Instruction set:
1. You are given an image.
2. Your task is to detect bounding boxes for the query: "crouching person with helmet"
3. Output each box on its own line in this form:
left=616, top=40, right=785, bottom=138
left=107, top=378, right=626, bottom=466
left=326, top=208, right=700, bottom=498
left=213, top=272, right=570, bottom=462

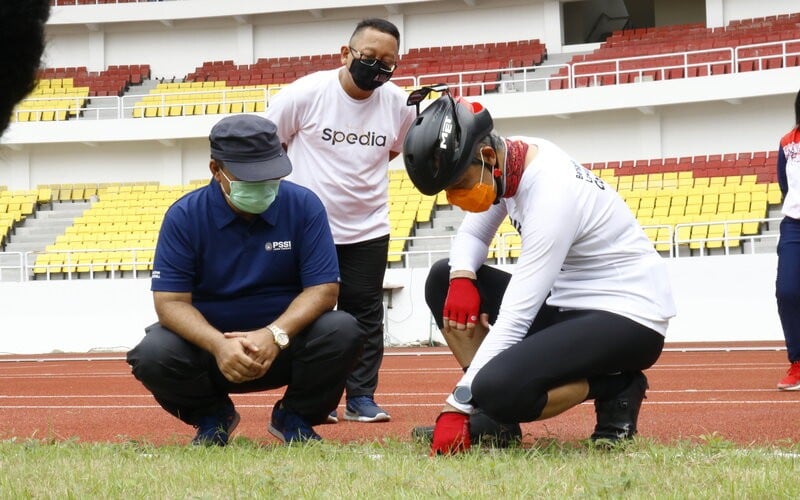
left=402, top=88, right=677, bottom=455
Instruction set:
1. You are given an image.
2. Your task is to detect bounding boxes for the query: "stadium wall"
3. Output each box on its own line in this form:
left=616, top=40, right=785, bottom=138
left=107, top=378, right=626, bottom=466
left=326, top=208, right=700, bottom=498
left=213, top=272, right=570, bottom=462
left=0, top=254, right=782, bottom=354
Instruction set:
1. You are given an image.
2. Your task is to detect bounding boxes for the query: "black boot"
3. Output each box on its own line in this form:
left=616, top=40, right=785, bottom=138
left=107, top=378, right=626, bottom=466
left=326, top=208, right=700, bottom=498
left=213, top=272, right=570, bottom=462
left=412, top=409, right=522, bottom=447
left=590, top=371, right=648, bottom=442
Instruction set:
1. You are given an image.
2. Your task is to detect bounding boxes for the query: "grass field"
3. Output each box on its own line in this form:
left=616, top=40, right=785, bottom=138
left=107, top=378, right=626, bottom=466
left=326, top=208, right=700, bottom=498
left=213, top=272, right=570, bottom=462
left=1, top=436, right=799, bottom=498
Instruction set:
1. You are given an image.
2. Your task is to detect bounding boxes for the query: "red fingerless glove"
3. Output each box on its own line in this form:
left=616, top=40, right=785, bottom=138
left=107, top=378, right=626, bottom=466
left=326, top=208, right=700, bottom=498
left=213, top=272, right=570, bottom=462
left=443, top=277, right=480, bottom=325
left=430, top=412, right=471, bottom=456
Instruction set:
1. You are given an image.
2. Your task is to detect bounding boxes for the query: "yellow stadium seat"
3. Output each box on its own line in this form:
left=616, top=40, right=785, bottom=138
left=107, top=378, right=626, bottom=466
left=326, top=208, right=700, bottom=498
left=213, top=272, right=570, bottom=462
left=724, top=175, right=741, bottom=186
left=653, top=206, right=669, bottom=219
left=667, top=205, right=684, bottom=218
left=767, top=183, right=783, bottom=205
left=632, top=174, right=648, bottom=190
left=693, top=177, right=710, bottom=188
left=662, top=172, right=679, bottom=189
left=32, top=253, right=54, bottom=276
left=740, top=175, right=757, bottom=185
left=639, top=197, right=655, bottom=209
left=733, top=200, right=749, bottom=213
left=616, top=176, right=633, bottom=191
left=654, top=227, right=672, bottom=252
left=689, top=224, right=708, bottom=250
left=647, top=173, right=663, bottom=189
left=717, top=201, right=733, bottom=214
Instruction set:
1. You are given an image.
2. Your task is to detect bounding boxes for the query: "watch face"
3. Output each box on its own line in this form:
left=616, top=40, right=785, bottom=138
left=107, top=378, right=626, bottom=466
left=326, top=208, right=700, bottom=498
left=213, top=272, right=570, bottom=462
left=270, top=326, right=289, bottom=349
left=453, top=385, right=472, bottom=404
left=275, top=332, right=289, bottom=347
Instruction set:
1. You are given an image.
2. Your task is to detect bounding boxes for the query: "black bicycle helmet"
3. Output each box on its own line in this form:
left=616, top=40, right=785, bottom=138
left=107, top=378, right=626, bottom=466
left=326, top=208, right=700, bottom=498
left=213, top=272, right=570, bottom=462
left=403, top=94, right=494, bottom=196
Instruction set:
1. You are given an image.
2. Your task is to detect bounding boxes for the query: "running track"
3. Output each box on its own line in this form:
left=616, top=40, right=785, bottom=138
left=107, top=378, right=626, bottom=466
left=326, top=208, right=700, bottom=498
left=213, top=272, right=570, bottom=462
left=0, top=343, right=797, bottom=446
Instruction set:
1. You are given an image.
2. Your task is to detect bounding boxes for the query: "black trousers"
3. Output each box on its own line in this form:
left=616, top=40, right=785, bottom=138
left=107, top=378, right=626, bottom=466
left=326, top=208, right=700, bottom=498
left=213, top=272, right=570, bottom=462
left=425, top=259, right=664, bottom=423
left=126, top=310, right=361, bottom=426
left=335, top=234, right=389, bottom=398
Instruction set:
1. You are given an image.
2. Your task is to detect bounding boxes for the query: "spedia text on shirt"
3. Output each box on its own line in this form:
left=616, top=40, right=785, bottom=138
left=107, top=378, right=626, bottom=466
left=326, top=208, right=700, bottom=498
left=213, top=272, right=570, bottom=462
left=321, top=128, right=387, bottom=147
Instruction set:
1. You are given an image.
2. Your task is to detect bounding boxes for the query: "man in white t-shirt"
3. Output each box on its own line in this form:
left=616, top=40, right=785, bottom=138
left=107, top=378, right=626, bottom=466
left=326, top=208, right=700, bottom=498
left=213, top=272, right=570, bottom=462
left=265, top=18, right=416, bottom=423
left=402, top=89, right=676, bottom=455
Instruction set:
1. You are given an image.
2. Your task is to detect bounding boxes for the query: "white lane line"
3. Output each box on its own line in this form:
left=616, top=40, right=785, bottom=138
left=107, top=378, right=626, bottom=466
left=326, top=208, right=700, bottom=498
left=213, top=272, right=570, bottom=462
left=0, top=388, right=791, bottom=399
left=0, top=345, right=787, bottom=364
left=0, top=400, right=799, bottom=410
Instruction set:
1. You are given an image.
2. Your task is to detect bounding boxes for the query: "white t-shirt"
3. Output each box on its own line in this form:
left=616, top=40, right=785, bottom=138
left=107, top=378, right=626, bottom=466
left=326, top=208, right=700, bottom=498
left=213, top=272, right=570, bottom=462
left=447, top=137, right=677, bottom=402
left=265, top=68, right=416, bottom=244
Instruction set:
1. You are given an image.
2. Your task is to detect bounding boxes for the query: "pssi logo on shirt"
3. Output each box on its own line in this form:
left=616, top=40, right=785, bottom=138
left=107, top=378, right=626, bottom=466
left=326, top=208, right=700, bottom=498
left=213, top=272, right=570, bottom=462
left=265, top=240, right=292, bottom=251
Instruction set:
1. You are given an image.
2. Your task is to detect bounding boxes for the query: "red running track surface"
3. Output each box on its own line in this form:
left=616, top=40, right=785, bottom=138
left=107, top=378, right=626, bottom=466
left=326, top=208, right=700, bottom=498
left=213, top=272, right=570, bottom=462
left=0, top=343, right=797, bottom=446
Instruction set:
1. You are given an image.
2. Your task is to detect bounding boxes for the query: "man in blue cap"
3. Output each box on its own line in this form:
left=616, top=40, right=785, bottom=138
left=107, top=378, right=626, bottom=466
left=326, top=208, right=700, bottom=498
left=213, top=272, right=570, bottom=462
left=127, top=114, right=362, bottom=445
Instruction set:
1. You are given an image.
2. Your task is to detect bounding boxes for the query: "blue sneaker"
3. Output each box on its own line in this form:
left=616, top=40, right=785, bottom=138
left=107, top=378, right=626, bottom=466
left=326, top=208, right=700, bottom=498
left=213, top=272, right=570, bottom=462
left=191, top=404, right=240, bottom=446
left=325, top=410, right=339, bottom=424
left=343, top=396, right=391, bottom=423
left=268, top=402, right=322, bottom=443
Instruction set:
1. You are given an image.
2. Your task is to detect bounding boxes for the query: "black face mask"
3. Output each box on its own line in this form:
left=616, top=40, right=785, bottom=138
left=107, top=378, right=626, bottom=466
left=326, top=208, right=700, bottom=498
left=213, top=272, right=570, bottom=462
left=349, top=59, right=394, bottom=91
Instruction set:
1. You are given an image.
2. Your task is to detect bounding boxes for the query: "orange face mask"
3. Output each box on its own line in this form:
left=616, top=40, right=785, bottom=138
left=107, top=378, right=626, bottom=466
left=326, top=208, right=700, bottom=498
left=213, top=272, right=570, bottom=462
left=446, top=160, right=496, bottom=212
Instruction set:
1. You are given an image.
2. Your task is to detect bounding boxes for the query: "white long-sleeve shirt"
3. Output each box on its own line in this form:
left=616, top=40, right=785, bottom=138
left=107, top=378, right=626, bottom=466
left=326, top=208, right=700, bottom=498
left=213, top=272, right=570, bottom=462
left=446, top=137, right=676, bottom=409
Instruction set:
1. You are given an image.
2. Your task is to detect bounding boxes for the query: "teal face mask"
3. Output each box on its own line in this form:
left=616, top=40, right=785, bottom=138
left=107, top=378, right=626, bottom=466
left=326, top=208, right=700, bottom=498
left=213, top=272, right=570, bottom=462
left=220, top=169, right=280, bottom=214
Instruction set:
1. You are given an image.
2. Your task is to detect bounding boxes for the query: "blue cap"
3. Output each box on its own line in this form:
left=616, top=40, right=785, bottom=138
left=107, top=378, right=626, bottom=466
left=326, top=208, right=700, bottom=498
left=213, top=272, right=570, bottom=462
left=209, top=114, right=292, bottom=181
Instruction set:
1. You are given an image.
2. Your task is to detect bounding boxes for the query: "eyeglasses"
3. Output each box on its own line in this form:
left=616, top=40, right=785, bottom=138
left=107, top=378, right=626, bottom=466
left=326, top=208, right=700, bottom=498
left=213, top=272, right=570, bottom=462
left=348, top=46, right=397, bottom=73
left=406, top=83, right=452, bottom=115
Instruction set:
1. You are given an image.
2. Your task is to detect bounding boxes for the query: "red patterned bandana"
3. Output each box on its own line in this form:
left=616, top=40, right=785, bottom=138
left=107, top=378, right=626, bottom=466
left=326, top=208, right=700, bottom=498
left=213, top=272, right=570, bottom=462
left=502, top=139, right=529, bottom=198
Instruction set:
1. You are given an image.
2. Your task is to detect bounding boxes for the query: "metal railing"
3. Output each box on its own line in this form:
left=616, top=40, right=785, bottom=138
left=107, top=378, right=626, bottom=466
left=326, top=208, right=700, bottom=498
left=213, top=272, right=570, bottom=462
left=571, top=47, right=736, bottom=87
left=3, top=217, right=778, bottom=282
left=0, top=247, right=154, bottom=282
left=15, top=36, right=800, bottom=123
left=671, top=217, right=782, bottom=257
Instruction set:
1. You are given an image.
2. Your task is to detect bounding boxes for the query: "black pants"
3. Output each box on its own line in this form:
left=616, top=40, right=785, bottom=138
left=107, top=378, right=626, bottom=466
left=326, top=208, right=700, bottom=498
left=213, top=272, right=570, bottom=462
left=126, top=310, right=361, bottom=426
left=336, top=234, right=389, bottom=398
left=425, top=259, right=664, bottom=423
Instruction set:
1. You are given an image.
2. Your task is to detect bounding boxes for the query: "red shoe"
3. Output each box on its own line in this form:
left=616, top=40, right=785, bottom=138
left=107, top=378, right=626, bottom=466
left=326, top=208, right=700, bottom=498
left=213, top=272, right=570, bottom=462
left=777, top=361, right=800, bottom=391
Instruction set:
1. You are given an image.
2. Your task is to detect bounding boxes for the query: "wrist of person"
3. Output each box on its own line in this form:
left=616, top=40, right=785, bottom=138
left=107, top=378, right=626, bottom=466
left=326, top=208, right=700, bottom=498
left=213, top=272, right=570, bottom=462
left=445, top=394, right=474, bottom=414
left=449, top=270, right=477, bottom=281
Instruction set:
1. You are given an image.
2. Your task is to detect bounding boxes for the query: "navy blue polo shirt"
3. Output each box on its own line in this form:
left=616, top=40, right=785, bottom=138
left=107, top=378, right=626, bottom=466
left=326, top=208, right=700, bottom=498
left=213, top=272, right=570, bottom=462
left=151, top=178, right=340, bottom=332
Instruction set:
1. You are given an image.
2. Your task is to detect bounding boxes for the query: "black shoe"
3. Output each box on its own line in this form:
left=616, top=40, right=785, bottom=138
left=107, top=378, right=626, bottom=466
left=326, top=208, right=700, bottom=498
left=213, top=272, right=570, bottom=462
left=590, top=371, right=648, bottom=442
left=412, top=409, right=522, bottom=447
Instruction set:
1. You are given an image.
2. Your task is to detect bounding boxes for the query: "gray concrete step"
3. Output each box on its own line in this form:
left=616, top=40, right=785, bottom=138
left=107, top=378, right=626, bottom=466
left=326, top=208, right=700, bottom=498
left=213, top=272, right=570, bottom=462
left=3, top=201, right=92, bottom=255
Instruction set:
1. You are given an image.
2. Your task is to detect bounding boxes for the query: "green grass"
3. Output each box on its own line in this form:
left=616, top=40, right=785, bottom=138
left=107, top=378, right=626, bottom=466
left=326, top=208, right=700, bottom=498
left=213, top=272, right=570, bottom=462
left=1, top=436, right=799, bottom=498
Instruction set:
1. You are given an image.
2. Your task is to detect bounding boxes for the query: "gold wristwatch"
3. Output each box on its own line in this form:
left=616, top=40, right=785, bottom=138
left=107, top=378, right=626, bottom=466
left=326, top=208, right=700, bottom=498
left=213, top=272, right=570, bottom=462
left=268, top=324, right=289, bottom=350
